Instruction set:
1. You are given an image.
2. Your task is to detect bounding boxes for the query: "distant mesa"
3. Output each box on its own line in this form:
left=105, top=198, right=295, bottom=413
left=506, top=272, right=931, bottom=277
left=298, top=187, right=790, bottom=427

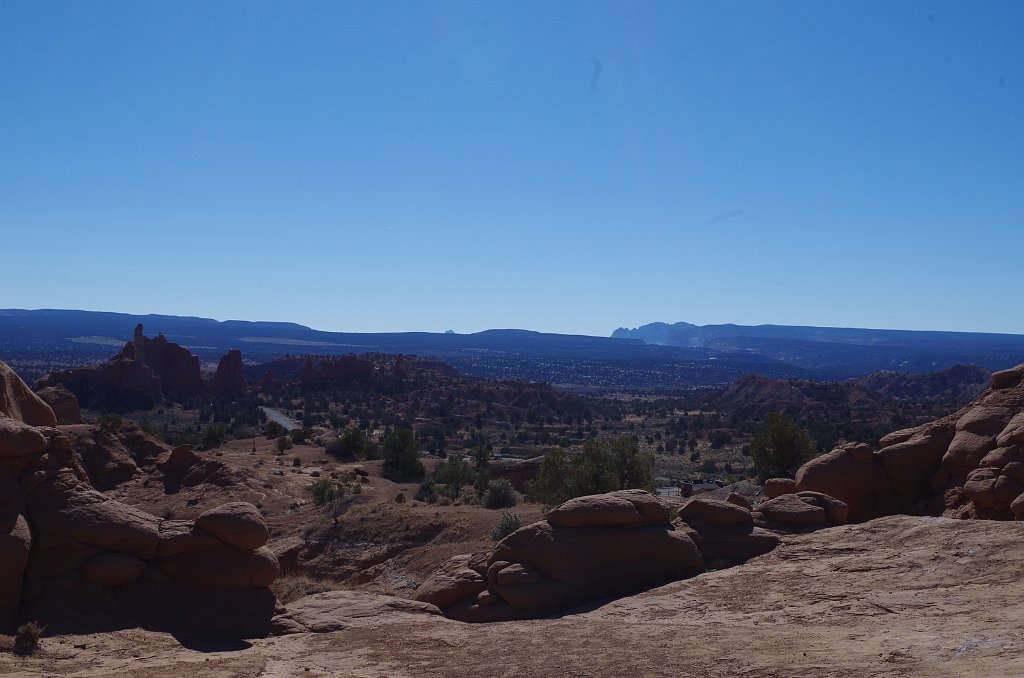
left=613, top=321, right=1024, bottom=377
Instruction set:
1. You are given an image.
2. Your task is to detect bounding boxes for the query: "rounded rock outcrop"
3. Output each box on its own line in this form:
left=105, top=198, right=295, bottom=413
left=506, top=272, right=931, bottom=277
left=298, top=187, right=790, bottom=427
left=195, top=502, right=269, bottom=550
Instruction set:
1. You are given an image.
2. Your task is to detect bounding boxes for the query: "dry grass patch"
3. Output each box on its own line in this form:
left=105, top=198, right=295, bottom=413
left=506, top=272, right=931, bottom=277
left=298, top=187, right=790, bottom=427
left=271, top=572, right=343, bottom=604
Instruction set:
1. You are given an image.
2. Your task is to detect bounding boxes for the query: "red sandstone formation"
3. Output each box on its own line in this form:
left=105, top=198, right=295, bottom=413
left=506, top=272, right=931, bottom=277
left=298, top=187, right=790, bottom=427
left=298, top=354, right=374, bottom=388
left=36, top=324, right=206, bottom=410
left=772, top=363, right=1024, bottom=522
left=1, top=361, right=277, bottom=637
left=211, top=349, right=247, bottom=397
left=35, top=385, right=84, bottom=424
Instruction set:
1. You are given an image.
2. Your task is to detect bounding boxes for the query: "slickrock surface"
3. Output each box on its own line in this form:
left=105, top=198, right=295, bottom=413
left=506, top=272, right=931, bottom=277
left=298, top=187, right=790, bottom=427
left=4, top=515, right=1024, bottom=677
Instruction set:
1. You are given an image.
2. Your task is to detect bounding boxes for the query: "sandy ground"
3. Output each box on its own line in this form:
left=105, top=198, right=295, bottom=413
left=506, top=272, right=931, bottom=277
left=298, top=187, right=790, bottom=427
left=4, top=514, right=1023, bottom=677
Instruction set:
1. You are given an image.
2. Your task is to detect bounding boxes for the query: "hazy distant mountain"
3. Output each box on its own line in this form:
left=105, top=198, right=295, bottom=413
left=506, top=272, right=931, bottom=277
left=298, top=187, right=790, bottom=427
left=0, top=309, right=811, bottom=389
left=612, top=321, right=1024, bottom=376
left=4, top=309, right=1020, bottom=389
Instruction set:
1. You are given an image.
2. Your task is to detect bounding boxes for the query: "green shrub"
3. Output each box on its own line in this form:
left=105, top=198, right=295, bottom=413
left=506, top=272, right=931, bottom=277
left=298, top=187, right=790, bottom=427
left=327, top=427, right=368, bottom=459
left=489, top=510, right=522, bottom=541
left=200, top=423, right=228, bottom=450
left=483, top=478, right=518, bottom=509
left=14, top=621, right=44, bottom=656
left=292, top=457, right=302, bottom=467
left=414, top=480, right=438, bottom=503
left=264, top=420, right=285, bottom=439
left=526, top=436, right=654, bottom=506
left=276, top=435, right=293, bottom=453
left=382, top=428, right=424, bottom=479
left=97, top=414, right=122, bottom=434
left=310, top=478, right=343, bottom=506
left=395, top=492, right=406, bottom=503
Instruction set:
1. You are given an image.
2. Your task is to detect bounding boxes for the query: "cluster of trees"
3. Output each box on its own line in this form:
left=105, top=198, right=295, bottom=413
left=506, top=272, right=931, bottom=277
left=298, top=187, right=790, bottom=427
left=525, top=435, right=654, bottom=505
left=749, top=412, right=816, bottom=479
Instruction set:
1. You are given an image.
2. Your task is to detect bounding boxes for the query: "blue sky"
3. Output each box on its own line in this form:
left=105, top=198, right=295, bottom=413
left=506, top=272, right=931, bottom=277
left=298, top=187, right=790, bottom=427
left=2, top=1, right=1022, bottom=336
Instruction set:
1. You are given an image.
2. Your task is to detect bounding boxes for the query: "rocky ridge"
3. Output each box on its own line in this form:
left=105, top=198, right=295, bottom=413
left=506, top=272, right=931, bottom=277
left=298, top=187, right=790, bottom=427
left=0, top=360, right=280, bottom=638
left=790, top=363, right=1024, bottom=521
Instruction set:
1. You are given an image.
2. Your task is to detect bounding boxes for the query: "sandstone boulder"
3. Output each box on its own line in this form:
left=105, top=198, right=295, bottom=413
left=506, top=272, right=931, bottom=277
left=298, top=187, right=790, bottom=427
left=754, top=492, right=849, bottom=528
left=725, top=492, right=753, bottom=510
left=425, top=493, right=704, bottom=623
left=0, top=361, right=57, bottom=427
left=763, top=477, right=796, bottom=499
left=991, top=364, right=1024, bottom=390
left=963, top=467, right=999, bottom=509
left=157, top=545, right=280, bottom=589
left=683, top=523, right=779, bottom=565
left=156, top=520, right=223, bottom=558
left=414, top=554, right=486, bottom=609
left=0, top=416, right=48, bottom=458
left=81, top=553, right=146, bottom=587
left=795, top=443, right=880, bottom=520
left=74, top=430, right=139, bottom=490
left=878, top=425, right=954, bottom=502
left=677, top=497, right=753, bottom=528
left=34, top=385, right=83, bottom=424
left=545, top=489, right=669, bottom=528
left=996, top=413, right=1024, bottom=448
left=26, top=471, right=162, bottom=562
left=195, top=502, right=269, bottom=550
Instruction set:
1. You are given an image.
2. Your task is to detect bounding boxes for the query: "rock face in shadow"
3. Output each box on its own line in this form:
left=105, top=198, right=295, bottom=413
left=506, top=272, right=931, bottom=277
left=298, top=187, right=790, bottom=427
left=791, top=363, right=1024, bottom=522
left=36, top=324, right=206, bottom=410
left=0, top=360, right=277, bottom=638
left=34, top=385, right=84, bottom=424
left=211, top=349, right=246, bottom=397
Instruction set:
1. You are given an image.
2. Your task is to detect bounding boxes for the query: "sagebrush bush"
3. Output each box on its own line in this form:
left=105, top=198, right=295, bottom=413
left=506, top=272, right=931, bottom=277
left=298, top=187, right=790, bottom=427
left=310, top=478, right=343, bottom=506
left=489, top=510, right=522, bottom=541
left=14, top=621, right=44, bottom=656
left=483, top=479, right=518, bottom=509
left=414, top=480, right=438, bottom=503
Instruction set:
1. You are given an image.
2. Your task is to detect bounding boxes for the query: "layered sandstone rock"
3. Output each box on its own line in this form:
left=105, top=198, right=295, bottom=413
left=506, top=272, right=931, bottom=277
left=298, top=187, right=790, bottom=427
left=794, top=364, right=1024, bottom=522
left=34, top=385, right=83, bottom=424
left=1, top=361, right=57, bottom=427
left=417, top=490, right=706, bottom=622
left=36, top=325, right=206, bottom=410
left=0, top=360, right=278, bottom=638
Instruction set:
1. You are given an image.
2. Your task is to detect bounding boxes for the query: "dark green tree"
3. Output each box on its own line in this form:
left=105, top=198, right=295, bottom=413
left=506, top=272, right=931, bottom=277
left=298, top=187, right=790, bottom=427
left=610, top=435, right=655, bottom=492
left=525, top=447, right=572, bottom=505
left=328, top=427, right=367, bottom=458
left=472, top=446, right=491, bottom=496
left=750, top=412, right=816, bottom=479
left=382, top=427, right=424, bottom=479
left=569, top=438, right=619, bottom=498
left=434, top=455, right=475, bottom=498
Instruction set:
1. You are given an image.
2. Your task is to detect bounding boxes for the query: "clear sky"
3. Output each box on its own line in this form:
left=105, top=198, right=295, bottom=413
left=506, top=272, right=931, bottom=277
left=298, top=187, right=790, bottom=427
left=2, top=1, right=1022, bottom=336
